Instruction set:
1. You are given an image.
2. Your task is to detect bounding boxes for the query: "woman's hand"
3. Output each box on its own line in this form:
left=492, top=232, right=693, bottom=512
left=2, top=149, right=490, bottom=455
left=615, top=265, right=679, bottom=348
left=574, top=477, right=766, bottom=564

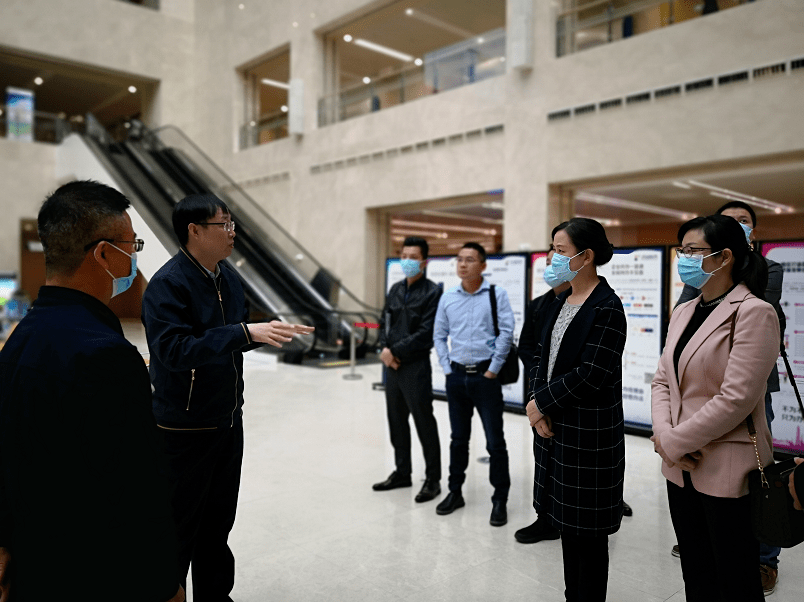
left=526, top=399, right=543, bottom=427
left=651, top=434, right=701, bottom=471
left=534, top=416, right=554, bottom=439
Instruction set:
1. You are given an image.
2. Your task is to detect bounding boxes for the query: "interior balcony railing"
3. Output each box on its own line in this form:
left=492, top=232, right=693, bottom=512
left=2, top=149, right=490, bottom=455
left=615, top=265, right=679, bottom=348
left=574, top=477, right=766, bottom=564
left=239, top=111, right=289, bottom=150
left=556, top=0, right=759, bottom=57
left=319, top=28, right=506, bottom=127
left=0, top=106, right=75, bottom=144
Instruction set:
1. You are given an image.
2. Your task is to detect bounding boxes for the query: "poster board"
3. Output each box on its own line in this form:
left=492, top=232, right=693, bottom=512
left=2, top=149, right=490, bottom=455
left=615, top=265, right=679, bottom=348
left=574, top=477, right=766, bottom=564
left=597, top=247, right=665, bottom=430
left=385, top=254, right=528, bottom=409
left=530, top=252, right=550, bottom=301
left=761, top=241, right=804, bottom=455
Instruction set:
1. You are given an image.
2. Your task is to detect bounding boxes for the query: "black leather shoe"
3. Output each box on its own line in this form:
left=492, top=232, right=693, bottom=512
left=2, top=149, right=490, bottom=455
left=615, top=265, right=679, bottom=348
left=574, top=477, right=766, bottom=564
left=436, top=492, right=465, bottom=515
left=415, top=479, right=441, bottom=503
left=622, top=501, right=633, bottom=517
left=514, top=517, right=560, bottom=543
left=372, top=471, right=412, bottom=491
left=490, top=500, right=507, bottom=527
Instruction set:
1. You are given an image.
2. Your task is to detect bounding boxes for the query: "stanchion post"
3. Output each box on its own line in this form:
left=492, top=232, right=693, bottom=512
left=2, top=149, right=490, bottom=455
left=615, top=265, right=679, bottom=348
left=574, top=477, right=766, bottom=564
left=343, top=322, right=362, bottom=380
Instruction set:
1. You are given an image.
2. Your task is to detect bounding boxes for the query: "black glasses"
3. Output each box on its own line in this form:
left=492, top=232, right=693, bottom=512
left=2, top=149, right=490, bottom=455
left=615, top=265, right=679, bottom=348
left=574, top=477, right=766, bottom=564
left=84, top=238, right=145, bottom=252
left=196, top=221, right=235, bottom=232
left=675, top=246, right=715, bottom=259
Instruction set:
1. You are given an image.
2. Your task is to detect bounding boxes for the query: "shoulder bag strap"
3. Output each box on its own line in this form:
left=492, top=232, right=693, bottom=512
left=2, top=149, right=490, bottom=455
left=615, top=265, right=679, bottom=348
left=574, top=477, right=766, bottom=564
left=489, top=284, right=500, bottom=337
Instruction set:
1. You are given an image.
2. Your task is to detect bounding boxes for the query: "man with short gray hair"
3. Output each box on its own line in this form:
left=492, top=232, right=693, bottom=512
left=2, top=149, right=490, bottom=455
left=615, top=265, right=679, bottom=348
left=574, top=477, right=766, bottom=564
left=0, top=180, right=184, bottom=602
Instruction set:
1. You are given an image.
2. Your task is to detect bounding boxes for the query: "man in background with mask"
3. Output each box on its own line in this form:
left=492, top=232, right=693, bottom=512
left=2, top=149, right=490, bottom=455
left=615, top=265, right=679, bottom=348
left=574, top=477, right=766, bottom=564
left=142, top=193, right=313, bottom=602
left=0, top=180, right=183, bottom=602
left=673, top=200, right=785, bottom=596
left=373, top=236, right=443, bottom=503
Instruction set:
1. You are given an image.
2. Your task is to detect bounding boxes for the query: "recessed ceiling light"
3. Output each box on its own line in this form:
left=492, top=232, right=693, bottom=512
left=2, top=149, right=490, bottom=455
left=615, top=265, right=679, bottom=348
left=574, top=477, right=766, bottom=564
left=128, top=85, right=137, bottom=93
left=477, top=37, right=485, bottom=44
left=363, top=76, right=371, bottom=84
left=343, top=34, right=353, bottom=42
left=405, top=8, right=413, bottom=15
left=34, top=77, right=43, bottom=85
left=249, top=121, right=256, bottom=127
left=414, top=58, right=423, bottom=66
left=292, top=21, right=298, bottom=27
left=238, top=3, right=244, bottom=9
left=281, top=105, right=288, bottom=113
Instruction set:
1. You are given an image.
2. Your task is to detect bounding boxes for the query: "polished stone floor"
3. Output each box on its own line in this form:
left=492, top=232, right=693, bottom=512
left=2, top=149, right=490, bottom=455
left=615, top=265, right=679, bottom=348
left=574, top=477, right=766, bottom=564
left=122, top=323, right=804, bottom=601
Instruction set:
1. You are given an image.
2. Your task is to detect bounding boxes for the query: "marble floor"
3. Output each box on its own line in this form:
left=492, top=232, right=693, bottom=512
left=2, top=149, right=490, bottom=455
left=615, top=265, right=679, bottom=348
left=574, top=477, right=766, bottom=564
left=122, top=323, right=804, bottom=602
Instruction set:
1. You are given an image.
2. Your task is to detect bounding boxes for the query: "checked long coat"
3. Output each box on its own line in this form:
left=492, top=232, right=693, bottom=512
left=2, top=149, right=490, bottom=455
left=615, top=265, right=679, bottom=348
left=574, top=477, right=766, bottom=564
left=529, top=276, right=627, bottom=536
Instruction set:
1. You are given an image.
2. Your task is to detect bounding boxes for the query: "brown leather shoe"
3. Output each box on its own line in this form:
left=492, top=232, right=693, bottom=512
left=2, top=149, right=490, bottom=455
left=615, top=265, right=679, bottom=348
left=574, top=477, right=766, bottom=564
left=760, top=564, right=777, bottom=596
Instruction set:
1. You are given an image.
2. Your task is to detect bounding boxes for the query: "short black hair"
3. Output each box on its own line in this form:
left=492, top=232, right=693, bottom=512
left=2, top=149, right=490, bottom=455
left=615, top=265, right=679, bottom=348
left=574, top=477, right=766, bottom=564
left=173, top=193, right=230, bottom=245
left=461, top=242, right=487, bottom=262
left=402, top=236, right=429, bottom=259
left=715, top=200, right=757, bottom=228
left=38, top=180, right=130, bottom=276
left=552, top=218, right=614, bottom=266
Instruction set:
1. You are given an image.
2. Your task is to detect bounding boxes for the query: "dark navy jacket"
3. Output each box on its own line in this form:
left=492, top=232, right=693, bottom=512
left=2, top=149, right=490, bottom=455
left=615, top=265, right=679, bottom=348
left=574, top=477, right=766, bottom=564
left=0, top=286, right=178, bottom=601
left=378, top=276, right=442, bottom=363
left=142, top=248, right=260, bottom=430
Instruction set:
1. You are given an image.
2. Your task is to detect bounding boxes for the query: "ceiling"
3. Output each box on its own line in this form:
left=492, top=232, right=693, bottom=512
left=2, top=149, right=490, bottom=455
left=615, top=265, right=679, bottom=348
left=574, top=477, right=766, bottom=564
left=329, top=0, right=506, bottom=87
left=0, top=47, right=153, bottom=127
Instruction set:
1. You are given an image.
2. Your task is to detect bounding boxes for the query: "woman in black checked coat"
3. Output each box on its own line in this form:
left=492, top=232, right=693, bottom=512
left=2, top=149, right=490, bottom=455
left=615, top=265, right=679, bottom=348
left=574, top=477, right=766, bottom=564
left=525, top=218, right=627, bottom=602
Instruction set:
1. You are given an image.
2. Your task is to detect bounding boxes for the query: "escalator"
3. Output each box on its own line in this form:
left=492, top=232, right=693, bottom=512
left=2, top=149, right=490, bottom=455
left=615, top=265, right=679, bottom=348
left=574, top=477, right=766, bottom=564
left=81, top=115, right=380, bottom=358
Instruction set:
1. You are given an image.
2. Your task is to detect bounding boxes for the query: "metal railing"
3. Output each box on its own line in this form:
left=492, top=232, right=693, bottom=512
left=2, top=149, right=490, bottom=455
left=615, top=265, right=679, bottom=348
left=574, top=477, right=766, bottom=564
left=239, top=112, right=289, bottom=150
left=0, top=107, right=75, bottom=144
left=557, top=0, right=758, bottom=57
left=319, top=28, right=506, bottom=127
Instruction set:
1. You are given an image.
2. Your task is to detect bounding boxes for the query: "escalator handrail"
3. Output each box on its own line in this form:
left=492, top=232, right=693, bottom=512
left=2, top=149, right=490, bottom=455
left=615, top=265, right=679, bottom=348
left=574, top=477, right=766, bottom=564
left=149, top=124, right=381, bottom=314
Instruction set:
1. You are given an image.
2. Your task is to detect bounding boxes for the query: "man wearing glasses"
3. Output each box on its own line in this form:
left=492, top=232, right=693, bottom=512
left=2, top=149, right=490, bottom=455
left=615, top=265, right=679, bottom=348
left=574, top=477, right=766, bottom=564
left=672, top=200, right=785, bottom=596
left=142, top=193, right=313, bottom=601
left=0, top=180, right=184, bottom=601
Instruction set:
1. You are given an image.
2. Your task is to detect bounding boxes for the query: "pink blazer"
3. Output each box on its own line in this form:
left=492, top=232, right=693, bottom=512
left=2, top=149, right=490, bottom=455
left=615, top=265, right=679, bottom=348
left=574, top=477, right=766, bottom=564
left=651, top=284, right=780, bottom=498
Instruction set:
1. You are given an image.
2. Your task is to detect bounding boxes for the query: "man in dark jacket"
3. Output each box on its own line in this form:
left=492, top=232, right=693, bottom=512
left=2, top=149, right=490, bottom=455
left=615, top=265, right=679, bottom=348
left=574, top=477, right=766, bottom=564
left=373, top=236, right=443, bottom=503
left=672, top=200, right=786, bottom=595
left=0, top=180, right=183, bottom=602
left=142, top=193, right=312, bottom=601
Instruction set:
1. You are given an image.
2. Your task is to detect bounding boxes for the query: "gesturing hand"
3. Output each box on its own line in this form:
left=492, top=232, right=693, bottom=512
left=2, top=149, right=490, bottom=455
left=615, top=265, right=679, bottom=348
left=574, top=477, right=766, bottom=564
left=248, top=321, right=314, bottom=348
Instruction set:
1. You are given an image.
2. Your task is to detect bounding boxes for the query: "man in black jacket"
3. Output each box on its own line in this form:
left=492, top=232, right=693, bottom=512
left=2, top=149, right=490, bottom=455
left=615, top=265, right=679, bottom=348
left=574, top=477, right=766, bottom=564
left=0, top=180, right=183, bottom=602
left=142, top=193, right=312, bottom=601
left=373, top=236, right=443, bottom=503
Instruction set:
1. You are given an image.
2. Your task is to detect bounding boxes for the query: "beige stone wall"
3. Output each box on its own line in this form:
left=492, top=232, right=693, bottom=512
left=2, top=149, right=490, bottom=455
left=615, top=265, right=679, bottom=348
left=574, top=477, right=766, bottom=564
left=0, top=139, right=56, bottom=273
left=0, top=0, right=802, bottom=308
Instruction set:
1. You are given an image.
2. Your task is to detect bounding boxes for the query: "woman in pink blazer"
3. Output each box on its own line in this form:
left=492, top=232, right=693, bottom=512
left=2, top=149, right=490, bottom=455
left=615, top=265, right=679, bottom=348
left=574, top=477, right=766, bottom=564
left=652, top=215, right=779, bottom=602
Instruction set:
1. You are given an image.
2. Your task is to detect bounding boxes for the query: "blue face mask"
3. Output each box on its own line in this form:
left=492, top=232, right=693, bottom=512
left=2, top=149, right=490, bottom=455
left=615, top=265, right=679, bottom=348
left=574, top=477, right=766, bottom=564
left=549, top=250, right=587, bottom=284
left=677, top=251, right=723, bottom=289
left=399, top=258, right=423, bottom=278
left=739, top=222, right=753, bottom=245
left=543, top=264, right=564, bottom=289
left=103, top=243, right=138, bottom=297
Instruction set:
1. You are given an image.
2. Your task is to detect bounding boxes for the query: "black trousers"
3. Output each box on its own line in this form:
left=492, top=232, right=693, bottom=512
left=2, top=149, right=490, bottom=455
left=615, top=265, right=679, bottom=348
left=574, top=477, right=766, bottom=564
left=161, top=419, right=244, bottom=602
left=667, top=471, right=763, bottom=602
left=445, top=371, right=510, bottom=502
left=561, top=532, right=609, bottom=602
left=385, top=358, right=441, bottom=481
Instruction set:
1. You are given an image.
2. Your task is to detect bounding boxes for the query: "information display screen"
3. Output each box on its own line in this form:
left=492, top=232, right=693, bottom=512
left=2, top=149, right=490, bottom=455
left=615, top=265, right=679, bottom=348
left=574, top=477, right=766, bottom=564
left=598, top=248, right=665, bottom=430
left=761, top=241, right=804, bottom=455
left=0, top=275, right=17, bottom=307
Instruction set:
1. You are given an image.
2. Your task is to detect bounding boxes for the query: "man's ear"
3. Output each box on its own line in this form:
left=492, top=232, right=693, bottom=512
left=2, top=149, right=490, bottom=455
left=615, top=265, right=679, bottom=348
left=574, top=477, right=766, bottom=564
left=93, top=242, right=111, bottom=271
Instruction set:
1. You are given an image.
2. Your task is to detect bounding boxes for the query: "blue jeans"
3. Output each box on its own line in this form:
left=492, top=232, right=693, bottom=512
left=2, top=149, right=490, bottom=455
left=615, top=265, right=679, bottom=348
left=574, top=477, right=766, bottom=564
left=759, top=390, right=781, bottom=569
left=445, top=371, right=510, bottom=502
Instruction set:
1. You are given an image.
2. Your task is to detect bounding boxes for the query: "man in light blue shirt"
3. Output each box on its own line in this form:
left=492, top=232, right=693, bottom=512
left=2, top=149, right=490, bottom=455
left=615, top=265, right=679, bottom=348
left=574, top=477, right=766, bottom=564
left=433, top=242, right=514, bottom=526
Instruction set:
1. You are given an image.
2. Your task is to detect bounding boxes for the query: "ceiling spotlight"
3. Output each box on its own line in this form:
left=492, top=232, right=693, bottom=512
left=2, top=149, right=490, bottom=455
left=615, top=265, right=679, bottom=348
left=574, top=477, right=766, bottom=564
left=249, top=120, right=256, bottom=127
left=124, top=122, right=131, bottom=129
left=363, top=76, right=371, bottom=84
left=128, top=85, right=137, bottom=93
left=292, top=21, right=298, bottom=27
left=34, top=77, right=43, bottom=85
left=281, top=105, right=288, bottom=113
left=343, top=34, right=353, bottom=42
left=477, top=37, right=485, bottom=44
left=414, top=58, right=423, bottom=66
left=238, top=3, right=244, bottom=9
left=405, top=8, right=413, bottom=15
left=775, top=207, right=782, bottom=214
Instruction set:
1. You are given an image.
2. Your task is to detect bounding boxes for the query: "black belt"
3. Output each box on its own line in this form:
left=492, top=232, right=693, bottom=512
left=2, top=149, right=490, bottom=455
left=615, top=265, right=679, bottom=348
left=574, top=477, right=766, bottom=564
left=450, top=359, right=492, bottom=375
